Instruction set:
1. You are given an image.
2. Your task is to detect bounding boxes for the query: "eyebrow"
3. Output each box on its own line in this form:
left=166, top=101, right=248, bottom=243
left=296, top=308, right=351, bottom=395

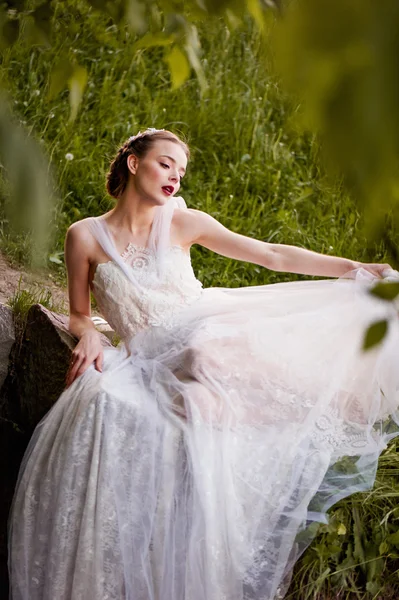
left=159, top=155, right=186, bottom=175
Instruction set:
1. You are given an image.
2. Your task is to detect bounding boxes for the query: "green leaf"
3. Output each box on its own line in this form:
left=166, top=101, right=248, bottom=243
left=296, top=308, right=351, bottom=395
left=337, top=523, right=347, bottom=536
left=68, top=65, right=88, bottom=122
left=164, top=45, right=190, bottom=90
left=379, top=540, right=390, bottom=554
left=184, top=25, right=208, bottom=93
left=366, top=581, right=381, bottom=596
left=48, top=254, right=62, bottom=265
left=246, top=0, right=264, bottom=30
left=370, top=281, right=399, bottom=301
left=133, top=32, right=174, bottom=50
left=363, top=319, right=388, bottom=351
left=47, top=57, right=73, bottom=100
left=48, top=58, right=74, bottom=100
left=125, top=0, right=147, bottom=33
left=387, top=530, right=399, bottom=546
left=48, top=59, right=87, bottom=120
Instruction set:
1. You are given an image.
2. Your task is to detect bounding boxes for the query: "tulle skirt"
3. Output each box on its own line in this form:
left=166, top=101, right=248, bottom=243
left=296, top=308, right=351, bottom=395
left=8, top=273, right=399, bottom=600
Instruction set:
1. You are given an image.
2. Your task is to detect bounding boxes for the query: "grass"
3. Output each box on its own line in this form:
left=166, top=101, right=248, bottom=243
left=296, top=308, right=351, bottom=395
left=1, top=3, right=399, bottom=598
left=7, top=275, right=65, bottom=340
left=287, top=439, right=399, bottom=598
left=0, top=2, right=391, bottom=286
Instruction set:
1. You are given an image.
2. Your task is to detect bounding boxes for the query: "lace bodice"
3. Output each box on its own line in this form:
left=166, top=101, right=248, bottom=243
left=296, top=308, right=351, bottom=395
left=92, top=244, right=203, bottom=341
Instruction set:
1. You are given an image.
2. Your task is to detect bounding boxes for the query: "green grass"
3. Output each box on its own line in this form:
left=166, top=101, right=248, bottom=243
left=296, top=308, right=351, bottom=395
left=7, top=275, right=66, bottom=334
left=1, top=3, right=398, bottom=598
left=0, top=2, right=390, bottom=286
left=287, top=438, right=399, bottom=599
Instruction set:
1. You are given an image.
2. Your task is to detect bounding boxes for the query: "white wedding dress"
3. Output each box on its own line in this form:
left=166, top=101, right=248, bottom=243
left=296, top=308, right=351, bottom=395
left=8, top=198, right=399, bottom=600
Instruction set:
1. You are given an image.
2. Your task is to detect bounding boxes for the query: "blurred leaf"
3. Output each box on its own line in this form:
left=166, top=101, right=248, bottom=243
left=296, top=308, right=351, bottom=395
left=0, top=95, right=55, bottom=267
left=246, top=0, right=264, bottom=30
left=164, top=45, right=190, bottom=89
left=68, top=65, right=88, bottom=122
left=224, top=9, right=242, bottom=31
left=387, top=530, right=399, bottom=546
left=125, top=0, right=147, bottom=33
left=379, top=540, right=390, bottom=555
left=274, top=0, right=399, bottom=241
left=48, top=58, right=74, bottom=100
left=363, top=319, right=388, bottom=351
left=48, top=59, right=88, bottom=121
left=366, top=580, right=381, bottom=596
left=184, top=24, right=207, bottom=93
left=369, top=281, right=399, bottom=301
left=133, top=31, right=174, bottom=50
left=337, top=523, right=347, bottom=536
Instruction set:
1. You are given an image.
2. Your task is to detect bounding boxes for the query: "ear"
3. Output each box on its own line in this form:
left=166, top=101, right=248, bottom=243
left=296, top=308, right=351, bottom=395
left=127, top=154, right=138, bottom=175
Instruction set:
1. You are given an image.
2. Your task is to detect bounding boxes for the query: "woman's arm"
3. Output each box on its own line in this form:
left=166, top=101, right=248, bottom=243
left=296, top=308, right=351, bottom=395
left=64, top=222, right=104, bottom=386
left=177, top=209, right=390, bottom=278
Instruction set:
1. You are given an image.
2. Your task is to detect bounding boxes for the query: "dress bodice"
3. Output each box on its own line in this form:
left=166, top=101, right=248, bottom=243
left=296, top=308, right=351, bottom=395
left=92, top=243, right=203, bottom=341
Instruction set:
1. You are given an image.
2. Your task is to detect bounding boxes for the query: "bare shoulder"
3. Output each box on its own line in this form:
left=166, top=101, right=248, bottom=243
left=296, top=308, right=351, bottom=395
left=171, top=207, right=219, bottom=246
left=65, top=217, right=99, bottom=260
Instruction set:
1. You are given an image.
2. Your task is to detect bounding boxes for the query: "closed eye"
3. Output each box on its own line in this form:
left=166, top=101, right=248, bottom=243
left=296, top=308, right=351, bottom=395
left=160, top=162, right=183, bottom=181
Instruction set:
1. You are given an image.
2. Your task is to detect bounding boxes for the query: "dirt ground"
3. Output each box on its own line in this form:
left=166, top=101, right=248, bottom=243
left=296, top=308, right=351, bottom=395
left=0, top=251, right=70, bottom=312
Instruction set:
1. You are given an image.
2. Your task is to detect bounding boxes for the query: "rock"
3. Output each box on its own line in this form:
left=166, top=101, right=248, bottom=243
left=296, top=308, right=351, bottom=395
left=0, top=304, right=14, bottom=391
left=10, top=303, right=112, bottom=430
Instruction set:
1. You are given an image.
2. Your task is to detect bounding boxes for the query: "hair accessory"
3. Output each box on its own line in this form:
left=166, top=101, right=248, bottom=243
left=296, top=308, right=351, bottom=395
left=128, top=128, right=165, bottom=143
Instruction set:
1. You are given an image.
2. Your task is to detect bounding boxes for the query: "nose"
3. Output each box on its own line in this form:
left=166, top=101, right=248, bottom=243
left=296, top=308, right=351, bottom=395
left=169, top=170, right=179, bottom=184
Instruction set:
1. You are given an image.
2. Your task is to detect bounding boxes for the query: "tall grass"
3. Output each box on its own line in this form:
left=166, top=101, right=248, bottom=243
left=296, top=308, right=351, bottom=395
left=1, top=3, right=398, bottom=597
left=0, top=2, right=387, bottom=285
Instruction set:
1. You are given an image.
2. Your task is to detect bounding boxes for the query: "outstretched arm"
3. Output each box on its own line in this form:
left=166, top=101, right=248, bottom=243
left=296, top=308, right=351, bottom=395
left=179, top=209, right=390, bottom=278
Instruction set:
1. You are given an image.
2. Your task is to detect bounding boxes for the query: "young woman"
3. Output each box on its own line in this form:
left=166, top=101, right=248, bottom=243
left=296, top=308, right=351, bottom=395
left=8, top=128, right=399, bottom=600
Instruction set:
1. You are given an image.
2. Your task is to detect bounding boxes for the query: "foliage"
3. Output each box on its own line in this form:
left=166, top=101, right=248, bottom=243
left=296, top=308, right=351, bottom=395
left=275, top=0, right=399, bottom=249
left=288, top=438, right=399, bottom=599
left=6, top=275, right=65, bottom=366
left=0, top=0, right=398, bottom=267
left=7, top=275, right=64, bottom=324
left=0, top=4, right=390, bottom=287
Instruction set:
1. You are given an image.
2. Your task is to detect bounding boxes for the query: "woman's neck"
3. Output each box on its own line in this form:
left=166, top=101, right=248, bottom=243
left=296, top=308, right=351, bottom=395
left=108, top=190, right=157, bottom=235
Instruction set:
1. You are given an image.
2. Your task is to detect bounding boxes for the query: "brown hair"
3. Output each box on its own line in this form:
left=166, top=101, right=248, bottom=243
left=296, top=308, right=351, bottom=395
left=106, top=129, right=190, bottom=199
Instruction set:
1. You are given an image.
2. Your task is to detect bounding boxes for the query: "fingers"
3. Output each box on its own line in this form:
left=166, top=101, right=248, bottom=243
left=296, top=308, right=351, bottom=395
left=95, top=353, right=103, bottom=373
left=363, top=263, right=392, bottom=279
left=65, top=351, right=85, bottom=388
left=65, top=350, right=103, bottom=388
left=65, top=358, right=88, bottom=388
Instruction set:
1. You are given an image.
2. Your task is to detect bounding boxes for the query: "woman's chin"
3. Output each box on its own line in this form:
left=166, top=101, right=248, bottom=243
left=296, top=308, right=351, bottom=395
left=155, top=193, right=173, bottom=205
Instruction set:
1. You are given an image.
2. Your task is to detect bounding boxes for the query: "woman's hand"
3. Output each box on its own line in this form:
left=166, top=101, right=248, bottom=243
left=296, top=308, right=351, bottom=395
left=66, top=329, right=104, bottom=388
left=359, top=262, right=393, bottom=279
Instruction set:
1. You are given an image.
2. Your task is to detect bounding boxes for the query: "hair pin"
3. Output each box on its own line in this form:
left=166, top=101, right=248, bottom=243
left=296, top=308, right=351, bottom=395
left=128, top=128, right=165, bottom=143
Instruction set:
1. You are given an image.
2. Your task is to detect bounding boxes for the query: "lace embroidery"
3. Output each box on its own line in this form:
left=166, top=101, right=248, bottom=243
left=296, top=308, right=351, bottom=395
left=92, top=245, right=203, bottom=342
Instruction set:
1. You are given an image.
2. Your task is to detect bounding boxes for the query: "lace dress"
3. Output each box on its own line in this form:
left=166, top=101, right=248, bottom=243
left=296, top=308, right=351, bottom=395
left=8, top=209, right=399, bottom=600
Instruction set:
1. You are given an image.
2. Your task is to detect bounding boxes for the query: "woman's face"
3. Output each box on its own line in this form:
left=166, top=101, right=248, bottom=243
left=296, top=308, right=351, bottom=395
left=129, top=139, right=188, bottom=205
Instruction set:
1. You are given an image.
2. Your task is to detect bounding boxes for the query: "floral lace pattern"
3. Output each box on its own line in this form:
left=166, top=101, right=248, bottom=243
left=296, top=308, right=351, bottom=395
left=92, top=244, right=203, bottom=342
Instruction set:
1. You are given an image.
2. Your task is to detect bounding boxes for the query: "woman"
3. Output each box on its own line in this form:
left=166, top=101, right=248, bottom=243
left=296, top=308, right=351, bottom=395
left=8, top=128, right=399, bottom=600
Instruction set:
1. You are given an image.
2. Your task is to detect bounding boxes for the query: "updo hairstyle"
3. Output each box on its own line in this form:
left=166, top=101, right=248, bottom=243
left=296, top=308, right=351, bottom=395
left=106, top=129, right=190, bottom=200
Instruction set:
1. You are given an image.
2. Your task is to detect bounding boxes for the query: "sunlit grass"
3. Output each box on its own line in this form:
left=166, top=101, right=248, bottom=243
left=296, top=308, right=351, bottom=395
left=0, top=5, right=389, bottom=287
